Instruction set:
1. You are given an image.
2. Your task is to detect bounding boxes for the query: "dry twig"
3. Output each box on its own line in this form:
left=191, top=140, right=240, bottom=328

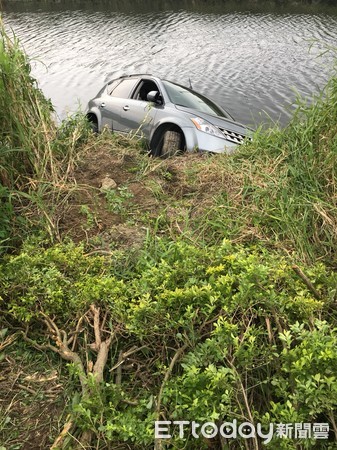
left=292, top=265, right=321, bottom=300
left=20, top=303, right=116, bottom=449
left=154, top=343, right=188, bottom=450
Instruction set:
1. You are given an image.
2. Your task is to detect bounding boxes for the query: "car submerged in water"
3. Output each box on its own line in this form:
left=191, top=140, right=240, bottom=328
left=86, top=74, right=252, bottom=157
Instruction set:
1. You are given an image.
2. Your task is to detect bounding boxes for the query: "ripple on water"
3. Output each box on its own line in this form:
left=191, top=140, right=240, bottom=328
left=3, top=8, right=337, bottom=125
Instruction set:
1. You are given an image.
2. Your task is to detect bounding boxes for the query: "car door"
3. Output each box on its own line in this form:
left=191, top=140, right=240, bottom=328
left=118, top=79, right=162, bottom=138
left=100, top=78, right=138, bottom=132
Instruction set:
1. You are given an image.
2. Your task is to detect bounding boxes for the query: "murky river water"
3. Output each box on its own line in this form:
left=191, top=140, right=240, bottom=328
left=2, top=1, right=337, bottom=126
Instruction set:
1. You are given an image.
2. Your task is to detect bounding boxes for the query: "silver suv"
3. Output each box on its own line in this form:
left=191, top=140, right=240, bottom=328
left=86, top=74, right=252, bottom=156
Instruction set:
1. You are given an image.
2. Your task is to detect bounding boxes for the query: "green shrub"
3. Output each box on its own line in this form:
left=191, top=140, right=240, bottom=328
left=1, top=239, right=337, bottom=447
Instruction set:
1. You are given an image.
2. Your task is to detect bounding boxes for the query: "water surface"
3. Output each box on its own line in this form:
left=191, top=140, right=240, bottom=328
left=3, top=1, right=337, bottom=126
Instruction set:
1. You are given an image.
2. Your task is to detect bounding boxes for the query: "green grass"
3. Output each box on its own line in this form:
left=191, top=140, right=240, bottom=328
left=176, top=79, right=337, bottom=265
left=0, top=19, right=93, bottom=248
left=0, top=17, right=56, bottom=186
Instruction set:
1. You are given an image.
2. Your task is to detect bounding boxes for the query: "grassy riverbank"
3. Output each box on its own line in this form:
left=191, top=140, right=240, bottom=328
left=1, top=19, right=337, bottom=449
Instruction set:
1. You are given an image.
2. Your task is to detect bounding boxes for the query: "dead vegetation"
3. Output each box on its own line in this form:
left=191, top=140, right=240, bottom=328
left=0, top=346, right=67, bottom=449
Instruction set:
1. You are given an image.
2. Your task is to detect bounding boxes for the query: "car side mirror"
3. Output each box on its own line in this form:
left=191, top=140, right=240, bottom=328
left=147, top=91, right=162, bottom=105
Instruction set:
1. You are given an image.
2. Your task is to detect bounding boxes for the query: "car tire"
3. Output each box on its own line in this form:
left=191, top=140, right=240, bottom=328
left=160, top=130, right=182, bottom=157
left=91, top=121, right=99, bottom=133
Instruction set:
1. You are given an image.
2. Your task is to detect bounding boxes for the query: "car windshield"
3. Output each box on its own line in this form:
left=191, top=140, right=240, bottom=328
left=162, top=80, right=229, bottom=118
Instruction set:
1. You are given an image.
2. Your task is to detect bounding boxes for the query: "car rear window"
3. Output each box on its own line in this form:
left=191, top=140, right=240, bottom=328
left=107, top=80, right=121, bottom=95
left=110, top=79, right=138, bottom=98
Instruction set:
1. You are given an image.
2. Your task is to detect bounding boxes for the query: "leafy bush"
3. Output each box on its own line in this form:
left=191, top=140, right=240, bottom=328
left=1, top=238, right=337, bottom=448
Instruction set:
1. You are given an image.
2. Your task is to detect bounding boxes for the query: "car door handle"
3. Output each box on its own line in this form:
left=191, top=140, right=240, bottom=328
left=100, top=102, right=105, bottom=108
left=123, top=105, right=130, bottom=111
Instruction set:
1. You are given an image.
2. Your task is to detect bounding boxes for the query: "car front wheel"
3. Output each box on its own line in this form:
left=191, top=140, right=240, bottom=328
left=160, top=130, right=182, bottom=158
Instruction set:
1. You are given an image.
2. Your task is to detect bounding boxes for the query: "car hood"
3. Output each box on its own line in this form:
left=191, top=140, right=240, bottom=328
left=174, top=105, right=250, bottom=134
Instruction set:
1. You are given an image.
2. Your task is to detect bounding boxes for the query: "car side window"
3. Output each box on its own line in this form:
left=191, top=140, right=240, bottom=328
left=109, top=79, right=138, bottom=98
left=133, top=80, right=160, bottom=102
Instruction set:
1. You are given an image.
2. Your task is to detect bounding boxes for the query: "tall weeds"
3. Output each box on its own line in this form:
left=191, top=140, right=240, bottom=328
left=258, top=77, right=337, bottom=262
left=0, top=18, right=91, bottom=245
left=202, top=75, right=337, bottom=264
left=0, top=17, right=58, bottom=188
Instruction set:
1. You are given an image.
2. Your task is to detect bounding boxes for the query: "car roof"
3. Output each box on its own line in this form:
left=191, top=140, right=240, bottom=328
left=107, top=73, right=154, bottom=84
